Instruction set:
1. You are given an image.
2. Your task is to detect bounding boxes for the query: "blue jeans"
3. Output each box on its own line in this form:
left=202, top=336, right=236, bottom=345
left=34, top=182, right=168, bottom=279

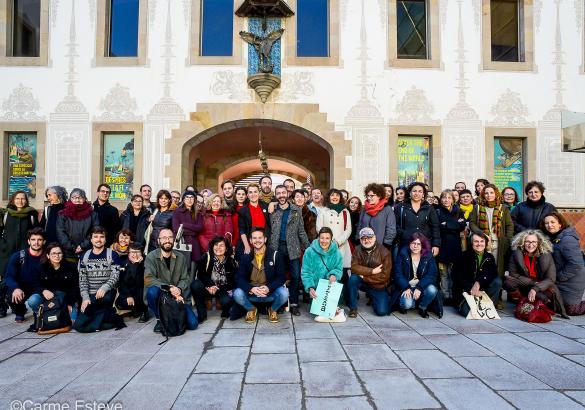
left=25, top=293, right=43, bottom=314
left=347, top=275, right=389, bottom=316
left=146, top=286, right=198, bottom=330
left=278, top=241, right=302, bottom=305
left=400, top=284, right=438, bottom=311
left=233, top=286, right=289, bottom=312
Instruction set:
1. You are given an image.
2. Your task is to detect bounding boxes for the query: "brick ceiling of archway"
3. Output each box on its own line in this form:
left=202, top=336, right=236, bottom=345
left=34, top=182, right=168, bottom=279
left=191, top=126, right=330, bottom=167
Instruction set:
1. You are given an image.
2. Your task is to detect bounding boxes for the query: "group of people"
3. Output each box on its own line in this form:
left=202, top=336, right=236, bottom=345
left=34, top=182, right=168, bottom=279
left=0, top=175, right=583, bottom=336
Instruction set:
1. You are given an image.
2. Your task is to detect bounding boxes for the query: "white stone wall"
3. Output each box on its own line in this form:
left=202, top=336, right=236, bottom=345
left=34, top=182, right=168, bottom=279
left=0, top=0, right=584, bottom=206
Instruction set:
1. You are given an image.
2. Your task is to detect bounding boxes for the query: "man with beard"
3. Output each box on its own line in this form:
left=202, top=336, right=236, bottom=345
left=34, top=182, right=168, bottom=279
left=269, top=185, right=310, bottom=316
left=233, top=227, right=288, bottom=323
left=259, top=175, right=275, bottom=205
left=347, top=228, right=392, bottom=317
left=93, top=184, right=121, bottom=247
left=144, top=228, right=198, bottom=333
left=221, top=179, right=236, bottom=208
left=283, top=179, right=296, bottom=198
left=4, top=227, right=46, bottom=326
left=75, top=226, right=125, bottom=332
left=307, top=188, right=325, bottom=216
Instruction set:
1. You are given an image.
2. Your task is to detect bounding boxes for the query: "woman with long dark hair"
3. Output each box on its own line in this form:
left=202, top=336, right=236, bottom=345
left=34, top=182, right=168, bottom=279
left=501, top=186, right=520, bottom=213
left=230, top=186, right=248, bottom=249
left=172, top=190, right=204, bottom=262
left=146, top=189, right=176, bottom=253
left=347, top=196, right=362, bottom=248
left=120, top=194, right=151, bottom=249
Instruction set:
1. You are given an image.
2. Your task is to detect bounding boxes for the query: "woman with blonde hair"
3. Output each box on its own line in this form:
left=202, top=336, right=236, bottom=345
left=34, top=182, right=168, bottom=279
left=504, top=229, right=568, bottom=318
left=199, top=193, right=233, bottom=253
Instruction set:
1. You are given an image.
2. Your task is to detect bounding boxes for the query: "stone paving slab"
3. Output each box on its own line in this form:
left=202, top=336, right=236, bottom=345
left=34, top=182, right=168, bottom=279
left=294, top=322, right=336, bottom=339
left=246, top=353, right=300, bottom=383
left=397, top=315, right=459, bottom=335
left=213, top=328, right=255, bottom=346
left=301, top=362, right=363, bottom=397
left=426, top=334, right=495, bottom=357
left=305, top=396, right=373, bottom=410
left=424, top=378, right=514, bottom=409
left=252, top=332, right=296, bottom=353
left=241, top=383, right=302, bottom=410
left=344, top=344, right=405, bottom=370
left=565, top=354, right=585, bottom=365
left=534, top=320, right=585, bottom=339
left=397, top=349, right=472, bottom=378
left=499, top=390, right=584, bottom=410
left=194, top=346, right=249, bottom=373
left=454, top=356, right=550, bottom=390
left=297, top=338, right=347, bottom=362
left=112, top=382, right=183, bottom=410
left=518, top=331, right=585, bottom=354
left=333, top=326, right=383, bottom=344
left=469, top=333, right=585, bottom=389
left=377, top=330, right=436, bottom=350
left=565, top=391, right=585, bottom=405
left=359, top=369, right=441, bottom=409
left=173, top=373, right=243, bottom=410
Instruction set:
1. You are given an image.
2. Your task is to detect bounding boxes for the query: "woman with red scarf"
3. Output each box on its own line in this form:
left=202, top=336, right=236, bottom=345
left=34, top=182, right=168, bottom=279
left=469, top=184, right=514, bottom=279
left=56, top=188, right=100, bottom=262
left=357, top=183, right=397, bottom=251
left=504, top=229, right=568, bottom=318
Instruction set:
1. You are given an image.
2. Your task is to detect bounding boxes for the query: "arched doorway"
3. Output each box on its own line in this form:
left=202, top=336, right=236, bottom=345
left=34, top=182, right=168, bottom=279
left=182, top=119, right=332, bottom=190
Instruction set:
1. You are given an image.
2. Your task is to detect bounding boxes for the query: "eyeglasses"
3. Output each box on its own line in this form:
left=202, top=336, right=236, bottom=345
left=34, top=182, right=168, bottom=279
left=70, top=196, right=82, bottom=201
left=361, top=236, right=374, bottom=240
left=525, top=240, right=538, bottom=245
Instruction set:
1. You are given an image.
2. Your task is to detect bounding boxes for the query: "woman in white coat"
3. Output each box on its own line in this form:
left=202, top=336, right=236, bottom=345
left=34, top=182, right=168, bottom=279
left=317, top=189, right=353, bottom=298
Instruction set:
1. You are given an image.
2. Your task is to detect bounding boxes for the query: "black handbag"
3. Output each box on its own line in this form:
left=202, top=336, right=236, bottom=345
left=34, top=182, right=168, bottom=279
left=36, top=294, right=72, bottom=335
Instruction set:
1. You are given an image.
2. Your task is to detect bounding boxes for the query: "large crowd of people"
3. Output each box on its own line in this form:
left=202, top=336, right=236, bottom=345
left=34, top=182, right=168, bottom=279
left=0, top=176, right=584, bottom=335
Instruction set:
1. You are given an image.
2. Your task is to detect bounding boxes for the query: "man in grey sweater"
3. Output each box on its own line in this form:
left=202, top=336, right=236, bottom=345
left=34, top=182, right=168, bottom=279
left=75, top=226, right=122, bottom=331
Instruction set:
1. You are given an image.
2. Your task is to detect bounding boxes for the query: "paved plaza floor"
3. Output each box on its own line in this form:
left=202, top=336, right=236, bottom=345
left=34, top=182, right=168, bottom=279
left=2, top=298, right=585, bottom=410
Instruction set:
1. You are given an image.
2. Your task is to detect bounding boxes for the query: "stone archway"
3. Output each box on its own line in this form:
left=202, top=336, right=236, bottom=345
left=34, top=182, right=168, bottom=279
left=166, top=103, right=351, bottom=190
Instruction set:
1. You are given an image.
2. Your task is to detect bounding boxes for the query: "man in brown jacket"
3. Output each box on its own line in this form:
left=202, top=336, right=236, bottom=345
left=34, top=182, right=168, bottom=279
left=347, top=227, right=392, bottom=317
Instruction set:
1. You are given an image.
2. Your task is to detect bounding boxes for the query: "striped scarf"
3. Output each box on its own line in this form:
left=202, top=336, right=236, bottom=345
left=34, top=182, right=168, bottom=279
left=477, top=201, right=502, bottom=237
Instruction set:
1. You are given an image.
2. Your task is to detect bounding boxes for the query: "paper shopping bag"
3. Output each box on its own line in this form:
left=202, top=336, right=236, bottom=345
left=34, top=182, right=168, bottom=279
left=463, top=291, right=501, bottom=320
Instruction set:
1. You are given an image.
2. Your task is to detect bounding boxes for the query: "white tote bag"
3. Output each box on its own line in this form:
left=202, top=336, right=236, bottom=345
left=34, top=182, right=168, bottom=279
left=462, top=291, right=501, bottom=320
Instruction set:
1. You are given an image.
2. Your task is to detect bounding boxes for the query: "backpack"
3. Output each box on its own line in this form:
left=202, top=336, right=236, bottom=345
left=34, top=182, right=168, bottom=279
left=82, top=248, right=113, bottom=266
left=157, top=288, right=186, bottom=344
left=36, top=293, right=72, bottom=335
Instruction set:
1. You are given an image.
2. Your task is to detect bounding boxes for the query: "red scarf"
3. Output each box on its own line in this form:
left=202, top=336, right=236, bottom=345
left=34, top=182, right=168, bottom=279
left=365, top=198, right=388, bottom=217
left=523, top=254, right=537, bottom=279
left=59, top=201, right=93, bottom=221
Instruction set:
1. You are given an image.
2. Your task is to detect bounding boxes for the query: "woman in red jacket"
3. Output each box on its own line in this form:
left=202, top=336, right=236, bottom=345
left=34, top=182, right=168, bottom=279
left=199, top=194, right=233, bottom=253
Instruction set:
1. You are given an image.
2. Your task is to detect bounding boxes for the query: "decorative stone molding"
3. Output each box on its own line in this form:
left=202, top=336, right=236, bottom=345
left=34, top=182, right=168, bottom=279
left=247, top=74, right=281, bottom=103
left=440, top=0, right=448, bottom=29
left=0, top=84, right=43, bottom=121
left=488, top=89, right=532, bottom=127
left=95, top=84, right=141, bottom=122
left=52, top=0, right=60, bottom=27
left=534, top=0, right=543, bottom=32
left=210, top=71, right=252, bottom=101
left=472, top=0, right=481, bottom=29
left=276, top=72, right=315, bottom=101
left=393, top=86, right=437, bottom=125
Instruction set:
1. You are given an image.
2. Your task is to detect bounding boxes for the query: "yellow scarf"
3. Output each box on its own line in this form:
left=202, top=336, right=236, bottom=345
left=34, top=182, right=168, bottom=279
left=460, top=203, right=473, bottom=219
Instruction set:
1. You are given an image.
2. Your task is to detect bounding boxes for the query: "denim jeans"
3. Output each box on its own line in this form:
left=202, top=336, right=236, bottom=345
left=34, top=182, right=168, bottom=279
left=459, top=277, right=502, bottom=317
left=400, top=284, right=438, bottom=311
left=347, top=275, right=389, bottom=316
left=278, top=241, right=302, bottom=305
left=233, top=286, right=289, bottom=312
left=146, top=286, right=198, bottom=330
left=25, top=293, right=44, bottom=314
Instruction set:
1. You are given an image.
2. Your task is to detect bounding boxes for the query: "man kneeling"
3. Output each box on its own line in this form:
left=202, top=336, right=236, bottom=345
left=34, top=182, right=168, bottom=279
left=347, top=228, right=392, bottom=317
left=233, top=228, right=288, bottom=323
left=452, top=233, right=502, bottom=316
left=144, top=229, right=198, bottom=333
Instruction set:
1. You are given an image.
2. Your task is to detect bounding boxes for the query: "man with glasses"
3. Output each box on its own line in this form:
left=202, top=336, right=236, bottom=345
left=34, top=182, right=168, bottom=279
left=347, top=228, right=392, bottom=318
left=144, top=228, right=198, bottom=333
left=170, top=191, right=182, bottom=207
left=93, top=183, right=121, bottom=247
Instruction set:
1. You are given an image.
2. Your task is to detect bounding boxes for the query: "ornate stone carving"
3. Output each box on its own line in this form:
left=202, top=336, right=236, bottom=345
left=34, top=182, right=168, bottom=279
left=0, top=84, right=43, bottom=121
left=95, top=84, right=141, bottom=121
left=210, top=71, right=252, bottom=100
left=276, top=72, right=315, bottom=101
left=545, top=0, right=566, bottom=120
left=488, top=89, right=532, bottom=127
left=393, top=86, right=437, bottom=124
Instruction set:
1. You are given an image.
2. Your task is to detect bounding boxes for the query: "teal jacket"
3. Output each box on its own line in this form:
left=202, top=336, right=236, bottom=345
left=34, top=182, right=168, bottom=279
left=301, top=239, right=343, bottom=292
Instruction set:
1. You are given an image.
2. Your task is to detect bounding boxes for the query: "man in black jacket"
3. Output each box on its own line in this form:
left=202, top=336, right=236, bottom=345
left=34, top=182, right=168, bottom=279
left=93, top=184, right=121, bottom=247
left=233, top=228, right=288, bottom=323
left=452, top=233, right=502, bottom=316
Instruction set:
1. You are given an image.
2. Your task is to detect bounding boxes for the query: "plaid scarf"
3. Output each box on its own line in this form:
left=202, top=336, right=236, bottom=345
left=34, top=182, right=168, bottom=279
left=477, top=201, right=502, bottom=237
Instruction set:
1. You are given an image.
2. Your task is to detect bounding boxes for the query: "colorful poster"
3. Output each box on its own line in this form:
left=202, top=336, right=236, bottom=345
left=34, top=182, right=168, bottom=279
left=103, top=133, right=134, bottom=201
left=493, top=137, right=524, bottom=198
left=397, top=136, right=431, bottom=187
left=8, top=133, right=37, bottom=198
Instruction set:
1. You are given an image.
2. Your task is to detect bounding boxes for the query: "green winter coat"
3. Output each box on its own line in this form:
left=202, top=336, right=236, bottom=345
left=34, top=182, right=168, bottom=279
left=301, top=239, right=343, bottom=292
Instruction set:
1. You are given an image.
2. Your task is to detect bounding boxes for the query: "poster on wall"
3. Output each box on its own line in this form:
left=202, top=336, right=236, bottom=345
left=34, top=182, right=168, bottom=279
left=493, top=137, right=524, bottom=199
left=397, top=136, right=431, bottom=187
left=103, top=133, right=134, bottom=201
left=8, top=133, right=37, bottom=198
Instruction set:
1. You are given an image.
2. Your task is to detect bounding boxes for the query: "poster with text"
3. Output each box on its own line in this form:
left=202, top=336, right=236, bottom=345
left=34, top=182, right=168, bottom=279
left=397, top=136, right=431, bottom=187
left=103, top=133, right=134, bottom=201
left=8, top=133, right=37, bottom=198
left=494, top=137, right=524, bottom=199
